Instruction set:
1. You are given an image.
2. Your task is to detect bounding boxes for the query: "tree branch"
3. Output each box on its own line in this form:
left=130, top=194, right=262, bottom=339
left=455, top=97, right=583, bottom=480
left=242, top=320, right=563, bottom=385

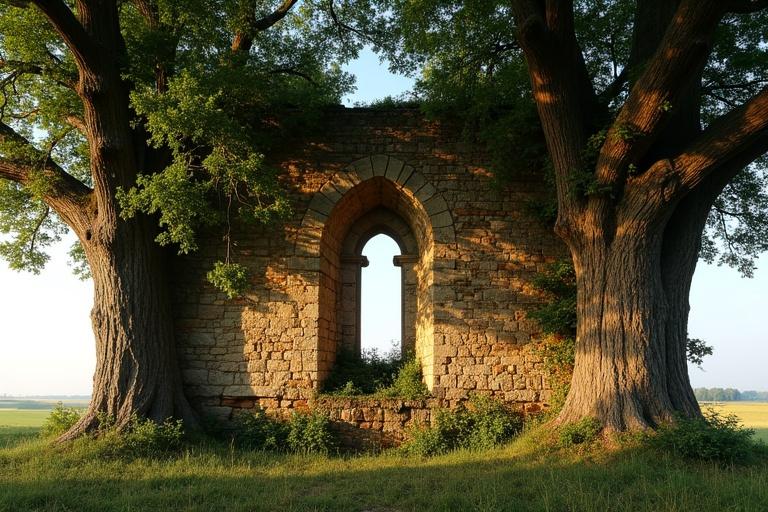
left=28, top=0, right=101, bottom=78
left=639, top=87, right=768, bottom=203
left=594, top=0, right=724, bottom=189
left=0, top=121, right=92, bottom=229
left=511, top=0, right=600, bottom=237
left=0, top=58, right=77, bottom=90
left=270, top=67, right=317, bottom=85
left=231, top=0, right=299, bottom=53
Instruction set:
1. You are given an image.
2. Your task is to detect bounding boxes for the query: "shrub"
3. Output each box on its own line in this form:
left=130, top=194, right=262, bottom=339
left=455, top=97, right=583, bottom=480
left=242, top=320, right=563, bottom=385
left=93, top=413, right=184, bottom=458
left=40, top=403, right=82, bottom=438
left=121, top=416, right=184, bottom=456
left=529, top=260, right=577, bottom=337
left=231, top=407, right=287, bottom=450
left=402, top=395, right=523, bottom=456
left=323, top=346, right=402, bottom=395
left=652, top=410, right=760, bottom=465
left=324, top=346, right=430, bottom=400
left=375, top=357, right=430, bottom=400
left=536, top=335, right=575, bottom=415
left=286, top=411, right=335, bottom=454
left=557, top=417, right=602, bottom=448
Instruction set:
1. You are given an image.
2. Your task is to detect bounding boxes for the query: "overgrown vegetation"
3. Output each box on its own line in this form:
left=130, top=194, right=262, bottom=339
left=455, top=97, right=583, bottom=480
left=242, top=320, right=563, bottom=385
left=39, top=403, right=81, bottom=438
left=536, top=335, right=576, bottom=414
left=651, top=410, right=766, bottom=465
left=322, top=346, right=429, bottom=400
left=38, top=405, right=183, bottom=457
left=231, top=408, right=336, bottom=455
left=402, top=395, right=523, bottom=457
left=556, top=417, right=602, bottom=449
left=529, top=260, right=577, bottom=417
left=94, top=415, right=184, bottom=458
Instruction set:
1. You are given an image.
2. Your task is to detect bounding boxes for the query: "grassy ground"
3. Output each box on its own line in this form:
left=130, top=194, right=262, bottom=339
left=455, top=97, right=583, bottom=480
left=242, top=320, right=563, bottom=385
left=0, top=403, right=766, bottom=511
left=0, top=429, right=766, bottom=512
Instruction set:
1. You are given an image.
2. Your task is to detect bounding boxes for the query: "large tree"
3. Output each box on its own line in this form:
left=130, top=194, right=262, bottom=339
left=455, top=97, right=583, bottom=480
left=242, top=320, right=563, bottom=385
left=0, top=0, right=366, bottom=438
left=372, top=0, right=768, bottom=432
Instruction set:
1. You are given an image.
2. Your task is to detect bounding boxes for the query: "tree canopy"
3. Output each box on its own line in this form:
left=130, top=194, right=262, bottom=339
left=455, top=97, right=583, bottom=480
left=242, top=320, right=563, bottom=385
left=367, top=0, right=768, bottom=276
left=0, top=0, right=377, bottom=437
left=0, top=0, right=371, bottom=286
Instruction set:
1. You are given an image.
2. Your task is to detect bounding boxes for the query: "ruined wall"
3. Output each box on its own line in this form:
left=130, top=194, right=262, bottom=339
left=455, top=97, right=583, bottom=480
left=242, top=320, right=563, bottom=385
left=172, top=108, right=566, bottom=421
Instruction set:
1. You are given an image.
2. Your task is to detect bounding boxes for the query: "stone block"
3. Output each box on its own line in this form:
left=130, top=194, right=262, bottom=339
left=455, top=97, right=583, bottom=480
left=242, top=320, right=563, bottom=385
left=371, top=154, right=389, bottom=176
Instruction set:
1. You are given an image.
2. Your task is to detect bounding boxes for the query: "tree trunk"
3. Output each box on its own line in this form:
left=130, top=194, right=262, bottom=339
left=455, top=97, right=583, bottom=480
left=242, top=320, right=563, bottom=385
left=59, top=215, right=196, bottom=440
left=556, top=224, right=700, bottom=432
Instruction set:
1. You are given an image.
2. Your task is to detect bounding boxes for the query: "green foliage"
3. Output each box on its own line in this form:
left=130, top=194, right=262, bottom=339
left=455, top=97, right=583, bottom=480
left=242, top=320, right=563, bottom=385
left=286, top=411, right=336, bottom=455
left=557, top=417, right=602, bottom=449
left=67, top=241, right=91, bottom=280
left=323, top=346, right=402, bottom=395
left=686, top=337, right=714, bottom=368
left=529, top=260, right=577, bottom=337
left=537, top=335, right=576, bottom=414
left=93, top=413, right=185, bottom=458
left=652, top=410, right=762, bottom=465
left=230, top=407, right=335, bottom=455
left=0, top=0, right=362, bottom=275
left=613, top=122, right=641, bottom=143
left=402, top=395, right=523, bottom=456
left=375, top=356, right=430, bottom=400
left=323, top=346, right=429, bottom=400
left=231, top=407, right=287, bottom=451
left=0, top=182, right=67, bottom=273
left=39, top=403, right=81, bottom=438
left=206, top=261, right=249, bottom=299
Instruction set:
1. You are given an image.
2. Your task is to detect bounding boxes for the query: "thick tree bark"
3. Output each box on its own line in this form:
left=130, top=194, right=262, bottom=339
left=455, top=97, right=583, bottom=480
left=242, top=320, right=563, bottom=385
left=0, top=0, right=201, bottom=441
left=558, top=228, right=682, bottom=431
left=509, top=0, right=768, bottom=433
left=59, top=215, right=196, bottom=440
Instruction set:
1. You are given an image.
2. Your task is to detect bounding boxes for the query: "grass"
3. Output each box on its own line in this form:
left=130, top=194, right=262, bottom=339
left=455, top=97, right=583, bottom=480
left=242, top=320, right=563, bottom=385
left=0, top=410, right=52, bottom=428
left=0, top=402, right=766, bottom=511
left=0, top=428, right=766, bottom=511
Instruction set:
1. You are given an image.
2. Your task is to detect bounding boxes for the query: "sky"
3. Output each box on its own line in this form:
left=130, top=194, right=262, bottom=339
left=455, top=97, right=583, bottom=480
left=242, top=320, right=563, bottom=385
left=0, top=47, right=766, bottom=396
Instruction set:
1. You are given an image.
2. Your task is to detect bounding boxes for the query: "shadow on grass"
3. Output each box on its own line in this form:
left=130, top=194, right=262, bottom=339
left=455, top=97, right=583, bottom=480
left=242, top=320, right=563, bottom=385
left=1, top=436, right=767, bottom=512
left=0, top=427, right=38, bottom=449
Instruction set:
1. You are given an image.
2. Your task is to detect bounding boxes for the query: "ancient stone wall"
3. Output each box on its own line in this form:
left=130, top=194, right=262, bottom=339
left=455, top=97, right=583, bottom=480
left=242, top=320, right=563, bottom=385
left=172, top=108, right=566, bottom=423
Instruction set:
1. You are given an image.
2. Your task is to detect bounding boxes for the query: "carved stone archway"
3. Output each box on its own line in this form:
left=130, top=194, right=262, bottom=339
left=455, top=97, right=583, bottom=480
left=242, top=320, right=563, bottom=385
left=297, top=155, right=455, bottom=390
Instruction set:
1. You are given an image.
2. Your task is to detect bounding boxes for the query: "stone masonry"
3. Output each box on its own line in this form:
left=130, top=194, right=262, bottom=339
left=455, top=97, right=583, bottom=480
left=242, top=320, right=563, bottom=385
left=172, top=107, right=566, bottom=438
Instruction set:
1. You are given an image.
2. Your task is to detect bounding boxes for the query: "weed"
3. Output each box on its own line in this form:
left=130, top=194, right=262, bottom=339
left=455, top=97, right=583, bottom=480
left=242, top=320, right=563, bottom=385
left=39, top=403, right=81, bottom=438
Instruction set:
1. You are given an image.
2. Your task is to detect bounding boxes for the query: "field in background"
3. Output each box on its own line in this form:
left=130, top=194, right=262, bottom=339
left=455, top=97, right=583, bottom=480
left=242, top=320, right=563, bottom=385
left=701, top=401, right=768, bottom=442
left=0, top=399, right=89, bottom=448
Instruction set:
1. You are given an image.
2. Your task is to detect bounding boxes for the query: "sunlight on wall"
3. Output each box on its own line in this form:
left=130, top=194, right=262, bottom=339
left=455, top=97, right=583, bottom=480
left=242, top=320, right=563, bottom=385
left=360, top=234, right=402, bottom=357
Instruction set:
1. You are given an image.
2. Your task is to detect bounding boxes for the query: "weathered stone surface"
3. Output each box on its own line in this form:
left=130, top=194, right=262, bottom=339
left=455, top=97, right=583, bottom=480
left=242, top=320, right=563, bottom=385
left=172, top=108, right=566, bottom=442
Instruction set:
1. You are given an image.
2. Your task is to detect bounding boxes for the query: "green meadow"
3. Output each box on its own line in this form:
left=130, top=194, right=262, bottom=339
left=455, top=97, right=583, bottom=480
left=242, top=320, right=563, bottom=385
left=0, top=400, right=766, bottom=511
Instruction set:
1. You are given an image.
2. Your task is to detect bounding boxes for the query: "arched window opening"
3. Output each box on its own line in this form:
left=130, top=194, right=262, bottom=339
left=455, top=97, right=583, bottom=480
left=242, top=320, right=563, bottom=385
left=360, top=234, right=402, bottom=359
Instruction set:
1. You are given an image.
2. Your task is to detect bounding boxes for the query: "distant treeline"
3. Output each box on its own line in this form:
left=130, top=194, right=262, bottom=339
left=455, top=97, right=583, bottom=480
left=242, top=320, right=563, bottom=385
left=694, top=388, right=768, bottom=402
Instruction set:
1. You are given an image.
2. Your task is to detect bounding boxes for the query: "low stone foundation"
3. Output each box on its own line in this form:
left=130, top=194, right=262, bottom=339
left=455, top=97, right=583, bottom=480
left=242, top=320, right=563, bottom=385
left=217, top=394, right=546, bottom=449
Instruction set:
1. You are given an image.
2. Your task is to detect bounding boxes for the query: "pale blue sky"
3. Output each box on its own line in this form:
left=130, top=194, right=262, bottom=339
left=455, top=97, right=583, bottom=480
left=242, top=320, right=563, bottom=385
left=0, top=47, right=765, bottom=395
